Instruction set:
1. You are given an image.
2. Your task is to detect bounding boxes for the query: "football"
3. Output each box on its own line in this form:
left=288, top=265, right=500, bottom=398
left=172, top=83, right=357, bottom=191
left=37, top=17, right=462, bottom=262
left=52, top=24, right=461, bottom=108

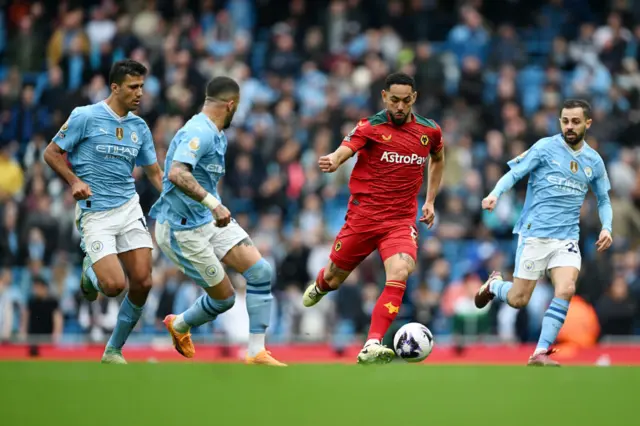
left=393, top=322, right=434, bottom=362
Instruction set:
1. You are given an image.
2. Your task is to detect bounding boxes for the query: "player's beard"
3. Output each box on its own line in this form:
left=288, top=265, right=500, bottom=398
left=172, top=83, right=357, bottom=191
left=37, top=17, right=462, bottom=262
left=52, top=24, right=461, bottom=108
left=390, top=111, right=409, bottom=126
left=562, top=128, right=585, bottom=145
left=223, top=110, right=236, bottom=129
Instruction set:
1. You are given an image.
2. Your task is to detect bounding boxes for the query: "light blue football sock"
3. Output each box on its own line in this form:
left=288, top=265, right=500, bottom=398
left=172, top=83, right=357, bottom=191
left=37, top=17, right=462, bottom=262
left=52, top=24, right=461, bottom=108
left=85, top=266, right=103, bottom=294
left=536, top=297, right=570, bottom=351
left=81, top=256, right=103, bottom=294
left=490, top=279, right=513, bottom=303
left=243, top=258, right=274, bottom=356
left=106, top=295, right=143, bottom=351
left=182, top=294, right=235, bottom=328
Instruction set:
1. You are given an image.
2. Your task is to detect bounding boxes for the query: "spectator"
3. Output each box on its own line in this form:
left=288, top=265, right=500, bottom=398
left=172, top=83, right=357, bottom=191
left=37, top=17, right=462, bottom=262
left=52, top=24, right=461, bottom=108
left=0, top=1, right=639, bottom=345
left=20, top=276, right=63, bottom=343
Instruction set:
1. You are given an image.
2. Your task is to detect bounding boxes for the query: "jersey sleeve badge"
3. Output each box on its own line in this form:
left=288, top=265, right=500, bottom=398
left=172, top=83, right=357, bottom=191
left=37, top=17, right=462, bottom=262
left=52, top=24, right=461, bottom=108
left=514, top=149, right=529, bottom=163
left=188, top=137, right=201, bottom=150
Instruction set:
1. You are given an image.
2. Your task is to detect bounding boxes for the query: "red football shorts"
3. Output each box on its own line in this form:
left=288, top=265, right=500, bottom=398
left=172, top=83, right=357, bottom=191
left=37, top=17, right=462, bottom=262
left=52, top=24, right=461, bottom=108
left=329, top=218, right=418, bottom=271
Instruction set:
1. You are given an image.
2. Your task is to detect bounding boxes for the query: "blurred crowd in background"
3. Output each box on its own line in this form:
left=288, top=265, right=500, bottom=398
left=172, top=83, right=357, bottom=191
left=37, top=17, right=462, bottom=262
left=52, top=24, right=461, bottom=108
left=1, top=0, right=640, bottom=351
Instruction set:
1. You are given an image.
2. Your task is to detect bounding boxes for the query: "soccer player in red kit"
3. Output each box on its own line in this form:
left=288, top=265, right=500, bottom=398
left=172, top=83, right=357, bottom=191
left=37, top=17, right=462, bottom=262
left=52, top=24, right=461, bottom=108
left=302, top=72, right=445, bottom=364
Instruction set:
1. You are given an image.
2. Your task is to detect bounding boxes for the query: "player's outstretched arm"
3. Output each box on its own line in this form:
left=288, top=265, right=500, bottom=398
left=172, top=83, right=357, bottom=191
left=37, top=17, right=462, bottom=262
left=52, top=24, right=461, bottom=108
left=168, top=161, right=231, bottom=227
left=483, top=146, right=541, bottom=212
left=43, top=142, right=92, bottom=200
left=482, top=172, right=518, bottom=212
left=319, top=146, right=354, bottom=173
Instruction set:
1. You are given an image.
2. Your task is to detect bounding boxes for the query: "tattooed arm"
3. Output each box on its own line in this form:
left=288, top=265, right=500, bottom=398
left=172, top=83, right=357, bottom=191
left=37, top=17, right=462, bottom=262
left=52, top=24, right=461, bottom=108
left=168, top=161, right=207, bottom=201
left=168, top=161, right=231, bottom=226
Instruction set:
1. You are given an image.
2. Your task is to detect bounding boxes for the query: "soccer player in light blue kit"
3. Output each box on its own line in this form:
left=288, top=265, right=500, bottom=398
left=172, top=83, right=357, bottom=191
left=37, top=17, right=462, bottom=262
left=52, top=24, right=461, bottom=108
left=44, top=60, right=164, bottom=364
left=151, top=76, right=285, bottom=366
left=475, top=99, right=613, bottom=366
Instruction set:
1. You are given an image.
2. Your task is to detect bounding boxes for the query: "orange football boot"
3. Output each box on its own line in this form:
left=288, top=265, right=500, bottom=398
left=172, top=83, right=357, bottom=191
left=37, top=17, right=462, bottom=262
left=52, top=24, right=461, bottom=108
left=245, top=350, right=287, bottom=366
left=163, top=314, right=195, bottom=358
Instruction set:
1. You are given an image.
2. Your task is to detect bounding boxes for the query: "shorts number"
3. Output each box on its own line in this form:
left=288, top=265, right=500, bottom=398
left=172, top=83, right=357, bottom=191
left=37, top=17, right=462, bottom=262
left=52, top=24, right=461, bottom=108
left=566, top=242, right=579, bottom=254
left=138, top=217, right=148, bottom=230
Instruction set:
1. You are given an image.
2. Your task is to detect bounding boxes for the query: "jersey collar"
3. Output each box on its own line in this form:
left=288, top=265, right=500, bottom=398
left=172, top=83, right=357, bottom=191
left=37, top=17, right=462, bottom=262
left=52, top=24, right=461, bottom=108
left=558, top=134, right=585, bottom=157
left=100, top=101, right=130, bottom=122
left=200, top=112, right=222, bottom=135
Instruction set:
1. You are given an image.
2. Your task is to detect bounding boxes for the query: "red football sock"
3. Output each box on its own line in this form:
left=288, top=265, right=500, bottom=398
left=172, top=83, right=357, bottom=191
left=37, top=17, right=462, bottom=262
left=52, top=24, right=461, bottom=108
left=315, top=268, right=334, bottom=293
left=367, top=280, right=406, bottom=341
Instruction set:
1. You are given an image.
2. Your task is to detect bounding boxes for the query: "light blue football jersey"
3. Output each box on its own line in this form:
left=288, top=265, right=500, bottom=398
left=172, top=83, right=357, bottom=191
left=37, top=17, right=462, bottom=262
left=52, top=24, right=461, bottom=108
left=491, top=134, right=611, bottom=241
left=150, top=113, right=227, bottom=230
left=52, top=101, right=157, bottom=211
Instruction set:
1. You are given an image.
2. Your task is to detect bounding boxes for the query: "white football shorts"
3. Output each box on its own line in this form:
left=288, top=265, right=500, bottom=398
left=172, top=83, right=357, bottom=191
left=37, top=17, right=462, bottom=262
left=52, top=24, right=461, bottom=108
left=155, top=219, right=249, bottom=288
left=514, top=236, right=582, bottom=280
left=75, top=193, right=153, bottom=264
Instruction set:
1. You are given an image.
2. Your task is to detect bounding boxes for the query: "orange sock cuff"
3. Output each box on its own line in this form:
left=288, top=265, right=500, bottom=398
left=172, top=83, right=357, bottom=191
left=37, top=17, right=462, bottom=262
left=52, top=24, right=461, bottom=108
left=385, top=280, right=406, bottom=289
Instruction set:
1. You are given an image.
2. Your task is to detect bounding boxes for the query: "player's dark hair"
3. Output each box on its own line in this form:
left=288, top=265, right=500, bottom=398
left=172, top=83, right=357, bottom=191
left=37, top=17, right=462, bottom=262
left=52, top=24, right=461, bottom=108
left=109, top=59, right=147, bottom=85
left=385, top=72, right=415, bottom=91
left=561, top=99, right=592, bottom=120
left=206, top=76, right=240, bottom=101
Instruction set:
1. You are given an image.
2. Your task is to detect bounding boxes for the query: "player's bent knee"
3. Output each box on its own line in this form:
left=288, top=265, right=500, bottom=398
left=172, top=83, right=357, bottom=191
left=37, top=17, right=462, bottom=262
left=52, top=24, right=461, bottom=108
left=386, top=263, right=412, bottom=282
left=555, top=281, right=576, bottom=300
left=101, top=279, right=127, bottom=297
left=509, top=291, right=532, bottom=309
left=242, top=258, right=273, bottom=288
left=130, top=275, right=153, bottom=294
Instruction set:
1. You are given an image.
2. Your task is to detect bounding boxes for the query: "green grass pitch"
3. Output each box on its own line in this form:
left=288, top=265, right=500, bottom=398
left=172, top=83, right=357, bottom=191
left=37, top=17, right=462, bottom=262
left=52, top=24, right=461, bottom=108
left=1, top=362, right=637, bottom=426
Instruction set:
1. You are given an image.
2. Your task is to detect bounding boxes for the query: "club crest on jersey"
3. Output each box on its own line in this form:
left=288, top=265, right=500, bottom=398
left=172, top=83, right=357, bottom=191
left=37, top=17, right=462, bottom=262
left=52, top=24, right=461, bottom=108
left=420, top=134, right=429, bottom=146
left=382, top=134, right=392, bottom=141
left=116, top=127, right=124, bottom=140
left=335, top=240, right=342, bottom=252
left=584, top=167, right=593, bottom=178
left=131, top=131, right=139, bottom=144
left=189, top=137, right=200, bottom=150
left=570, top=160, right=578, bottom=174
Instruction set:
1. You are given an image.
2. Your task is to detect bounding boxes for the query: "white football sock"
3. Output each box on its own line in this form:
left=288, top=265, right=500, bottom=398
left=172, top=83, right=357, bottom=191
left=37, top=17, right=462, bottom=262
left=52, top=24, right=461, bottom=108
left=173, top=314, right=190, bottom=333
left=248, top=333, right=266, bottom=357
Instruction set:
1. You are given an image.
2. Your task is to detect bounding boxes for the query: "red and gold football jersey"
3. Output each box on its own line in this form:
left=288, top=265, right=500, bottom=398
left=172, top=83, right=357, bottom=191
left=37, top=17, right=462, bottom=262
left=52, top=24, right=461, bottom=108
left=340, top=110, right=444, bottom=223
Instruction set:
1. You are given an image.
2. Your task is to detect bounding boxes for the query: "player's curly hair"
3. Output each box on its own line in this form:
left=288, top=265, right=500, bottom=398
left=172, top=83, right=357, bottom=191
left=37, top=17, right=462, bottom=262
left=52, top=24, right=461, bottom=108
left=561, top=99, right=592, bottom=120
left=109, top=59, right=147, bottom=85
left=385, top=72, right=415, bottom=90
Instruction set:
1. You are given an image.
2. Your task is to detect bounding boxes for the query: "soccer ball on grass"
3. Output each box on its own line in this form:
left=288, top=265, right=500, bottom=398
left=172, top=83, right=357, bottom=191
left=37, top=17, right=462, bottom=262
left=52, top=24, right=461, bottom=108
left=393, top=322, right=434, bottom=362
